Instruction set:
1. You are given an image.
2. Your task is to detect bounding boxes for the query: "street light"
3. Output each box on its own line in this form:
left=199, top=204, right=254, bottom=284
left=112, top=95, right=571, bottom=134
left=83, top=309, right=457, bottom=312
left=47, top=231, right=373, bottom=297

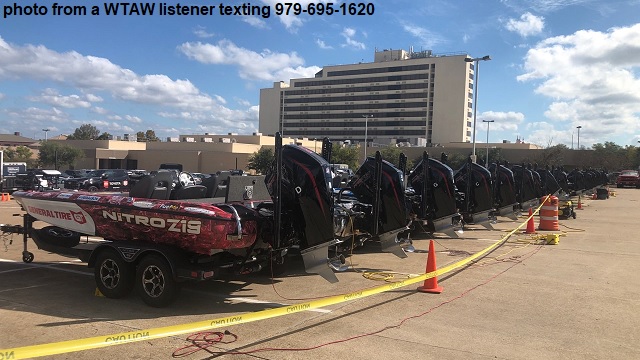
left=576, top=126, right=582, bottom=150
left=42, top=128, right=50, bottom=141
left=465, top=55, right=491, bottom=163
left=362, top=114, right=372, bottom=159
left=483, top=119, right=494, bottom=167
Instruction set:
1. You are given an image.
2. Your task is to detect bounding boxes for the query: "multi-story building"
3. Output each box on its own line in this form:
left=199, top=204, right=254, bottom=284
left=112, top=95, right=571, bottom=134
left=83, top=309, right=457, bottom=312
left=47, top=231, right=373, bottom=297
left=259, top=48, right=475, bottom=146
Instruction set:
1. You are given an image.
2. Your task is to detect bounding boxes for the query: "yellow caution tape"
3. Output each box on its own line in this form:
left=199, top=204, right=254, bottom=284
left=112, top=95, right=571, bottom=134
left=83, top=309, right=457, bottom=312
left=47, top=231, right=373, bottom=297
left=0, top=200, right=546, bottom=359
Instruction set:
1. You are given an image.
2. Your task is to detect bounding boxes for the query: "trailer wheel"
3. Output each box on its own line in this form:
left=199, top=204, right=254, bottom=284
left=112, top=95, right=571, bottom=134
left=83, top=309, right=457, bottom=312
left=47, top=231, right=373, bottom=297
left=22, top=251, right=34, bottom=263
left=39, top=226, right=81, bottom=248
left=94, top=249, right=135, bottom=299
left=135, top=254, right=179, bottom=307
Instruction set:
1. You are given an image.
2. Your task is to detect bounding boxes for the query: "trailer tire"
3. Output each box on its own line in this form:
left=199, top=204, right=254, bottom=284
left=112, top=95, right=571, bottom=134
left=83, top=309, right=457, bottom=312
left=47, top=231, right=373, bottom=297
left=136, top=254, right=179, bottom=307
left=38, top=226, right=81, bottom=248
left=94, top=249, right=135, bottom=299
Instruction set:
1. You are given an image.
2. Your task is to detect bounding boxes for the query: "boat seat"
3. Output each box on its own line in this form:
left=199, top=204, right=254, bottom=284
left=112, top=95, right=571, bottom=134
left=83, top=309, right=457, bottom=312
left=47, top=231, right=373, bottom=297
left=202, top=171, right=231, bottom=198
left=171, top=185, right=208, bottom=200
left=129, top=172, right=174, bottom=200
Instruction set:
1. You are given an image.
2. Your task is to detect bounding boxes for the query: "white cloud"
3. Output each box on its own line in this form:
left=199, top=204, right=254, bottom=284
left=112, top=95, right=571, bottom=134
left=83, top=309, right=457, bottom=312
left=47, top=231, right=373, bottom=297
left=0, top=93, right=6, bottom=100
left=243, top=17, right=269, bottom=29
left=92, top=106, right=108, bottom=115
left=505, top=12, right=545, bottom=37
left=517, top=24, right=640, bottom=141
left=124, top=114, right=143, bottom=124
left=500, top=0, right=593, bottom=13
left=28, top=88, right=93, bottom=108
left=478, top=111, right=525, bottom=131
left=341, top=27, right=366, bottom=50
left=316, top=39, right=333, bottom=50
left=402, top=24, right=446, bottom=48
left=193, top=26, right=214, bottom=38
left=0, top=36, right=266, bottom=137
left=0, top=36, right=220, bottom=113
left=178, top=39, right=321, bottom=81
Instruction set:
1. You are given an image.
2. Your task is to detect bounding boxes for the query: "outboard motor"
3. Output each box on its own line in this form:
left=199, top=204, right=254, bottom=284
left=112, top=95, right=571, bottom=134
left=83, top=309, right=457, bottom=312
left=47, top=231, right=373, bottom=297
left=489, top=162, right=519, bottom=219
left=406, top=152, right=459, bottom=236
left=512, top=163, right=539, bottom=211
left=454, top=157, right=494, bottom=227
left=567, top=169, right=585, bottom=195
left=538, top=166, right=562, bottom=196
left=348, top=152, right=409, bottom=257
left=552, top=166, right=571, bottom=195
left=265, top=140, right=339, bottom=282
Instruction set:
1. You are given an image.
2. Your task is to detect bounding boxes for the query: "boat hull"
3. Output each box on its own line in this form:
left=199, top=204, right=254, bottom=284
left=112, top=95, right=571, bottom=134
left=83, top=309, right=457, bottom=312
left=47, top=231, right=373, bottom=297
left=12, top=191, right=257, bottom=255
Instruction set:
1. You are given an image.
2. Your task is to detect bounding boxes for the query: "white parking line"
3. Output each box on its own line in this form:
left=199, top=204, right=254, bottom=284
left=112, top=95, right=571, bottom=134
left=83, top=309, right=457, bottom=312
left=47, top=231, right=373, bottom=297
left=0, top=258, right=89, bottom=276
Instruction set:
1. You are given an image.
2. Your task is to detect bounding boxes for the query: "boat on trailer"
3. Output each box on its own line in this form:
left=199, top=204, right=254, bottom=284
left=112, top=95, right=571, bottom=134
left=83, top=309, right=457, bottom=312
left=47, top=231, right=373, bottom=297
left=6, top=133, right=409, bottom=307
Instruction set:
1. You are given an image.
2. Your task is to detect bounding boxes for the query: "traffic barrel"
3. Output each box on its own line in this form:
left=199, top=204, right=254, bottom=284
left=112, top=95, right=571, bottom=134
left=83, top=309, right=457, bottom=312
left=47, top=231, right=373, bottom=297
left=539, top=195, right=559, bottom=231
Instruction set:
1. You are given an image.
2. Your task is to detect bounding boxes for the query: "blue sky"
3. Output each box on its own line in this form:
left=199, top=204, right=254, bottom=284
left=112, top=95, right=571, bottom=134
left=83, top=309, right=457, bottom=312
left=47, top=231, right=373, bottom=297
left=1, top=0, right=639, bottom=148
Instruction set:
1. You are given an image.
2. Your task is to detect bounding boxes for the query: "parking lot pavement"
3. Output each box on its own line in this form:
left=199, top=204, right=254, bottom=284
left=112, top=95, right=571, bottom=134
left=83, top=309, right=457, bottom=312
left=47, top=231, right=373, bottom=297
left=1, top=189, right=640, bottom=359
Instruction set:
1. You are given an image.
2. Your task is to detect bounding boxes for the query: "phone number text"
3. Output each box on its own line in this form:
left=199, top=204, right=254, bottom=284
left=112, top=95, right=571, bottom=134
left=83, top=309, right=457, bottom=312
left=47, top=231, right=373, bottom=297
left=273, top=2, right=375, bottom=16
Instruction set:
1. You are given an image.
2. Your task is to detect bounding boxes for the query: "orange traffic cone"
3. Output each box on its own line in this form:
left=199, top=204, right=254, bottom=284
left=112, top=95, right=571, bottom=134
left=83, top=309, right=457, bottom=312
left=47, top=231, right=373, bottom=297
left=577, top=196, right=583, bottom=210
left=524, top=208, right=536, bottom=234
left=417, top=240, right=443, bottom=294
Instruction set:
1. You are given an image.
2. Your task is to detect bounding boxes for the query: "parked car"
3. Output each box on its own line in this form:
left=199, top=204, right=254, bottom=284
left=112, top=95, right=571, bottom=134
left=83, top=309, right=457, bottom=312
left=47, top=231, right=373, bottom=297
left=63, top=169, right=130, bottom=192
left=15, top=169, right=63, bottom=191
left=616, top=170, right=640, bottom=188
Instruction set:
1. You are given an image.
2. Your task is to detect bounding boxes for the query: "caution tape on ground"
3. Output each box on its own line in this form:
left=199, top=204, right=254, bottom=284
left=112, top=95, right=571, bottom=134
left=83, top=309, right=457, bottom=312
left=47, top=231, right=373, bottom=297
left=0, top=201, right=546, bottom=359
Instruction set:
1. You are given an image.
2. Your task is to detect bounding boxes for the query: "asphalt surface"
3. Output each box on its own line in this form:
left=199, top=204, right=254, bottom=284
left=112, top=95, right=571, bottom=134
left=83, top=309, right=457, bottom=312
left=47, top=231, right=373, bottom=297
left=0, top=188, right=639, bottom=359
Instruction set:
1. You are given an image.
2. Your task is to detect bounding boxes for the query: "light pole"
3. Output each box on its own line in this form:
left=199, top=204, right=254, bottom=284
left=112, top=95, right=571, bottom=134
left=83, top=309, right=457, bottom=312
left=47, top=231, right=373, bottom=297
left=465, top=55, right=491, bottom=163
left=483, top=119, right=494, bottom=167
left=362, top=114, right=372, bottom=159
left=576, top=125, right=582, bottom=150
left=42, top=128, right=50, bottom=141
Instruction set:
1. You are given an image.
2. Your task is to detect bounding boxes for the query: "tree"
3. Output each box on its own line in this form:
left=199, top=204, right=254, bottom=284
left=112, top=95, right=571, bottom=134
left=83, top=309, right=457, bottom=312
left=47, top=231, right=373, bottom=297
left=592, top=142, right=627, bottom=170
left=136, top=130, right=160, bottom=142
left=145, top=130, right=159, bottom=142
left=38, top=141, right=84, bottom=170
left=67, top=124, right=100, bottom=140
left=96, top=132, right=112, bottom=140
left=536, top=144, right=569, bottom=167
left=2, top=146, right=37, bottom=168
left=247, top=147, right=274, bottom=174
left=379, top=145, right=414, bottom=171
left=330, top=144, right=359, bottom=170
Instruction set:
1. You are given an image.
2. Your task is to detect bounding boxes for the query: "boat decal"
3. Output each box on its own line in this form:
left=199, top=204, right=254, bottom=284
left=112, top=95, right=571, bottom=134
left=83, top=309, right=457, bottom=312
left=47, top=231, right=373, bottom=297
left=183, top=207, right=216, bottom=216
left=132, top=201, right=155, bottom=209
left=77, top=195, right=101, bottom=201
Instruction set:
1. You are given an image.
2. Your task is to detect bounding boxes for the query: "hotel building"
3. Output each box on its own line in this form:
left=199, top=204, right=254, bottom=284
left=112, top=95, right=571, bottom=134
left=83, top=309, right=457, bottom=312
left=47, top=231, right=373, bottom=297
left=259, top=48, right=475, bottom=146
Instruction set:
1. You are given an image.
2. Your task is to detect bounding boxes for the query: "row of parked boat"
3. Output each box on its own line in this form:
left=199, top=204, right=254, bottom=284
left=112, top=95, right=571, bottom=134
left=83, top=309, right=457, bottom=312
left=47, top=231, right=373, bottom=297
left=6, top=133, right=612, bottom=306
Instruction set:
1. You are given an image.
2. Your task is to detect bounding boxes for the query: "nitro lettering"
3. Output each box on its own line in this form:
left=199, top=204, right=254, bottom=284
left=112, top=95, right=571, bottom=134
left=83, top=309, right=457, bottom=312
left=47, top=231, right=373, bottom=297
left=102, top=210, right=202, bottom=234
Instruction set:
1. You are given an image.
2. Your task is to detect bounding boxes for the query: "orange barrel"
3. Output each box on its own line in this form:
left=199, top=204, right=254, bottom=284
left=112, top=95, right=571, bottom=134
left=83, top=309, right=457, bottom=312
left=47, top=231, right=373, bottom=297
left=539, top=195, right=559, bottom=231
